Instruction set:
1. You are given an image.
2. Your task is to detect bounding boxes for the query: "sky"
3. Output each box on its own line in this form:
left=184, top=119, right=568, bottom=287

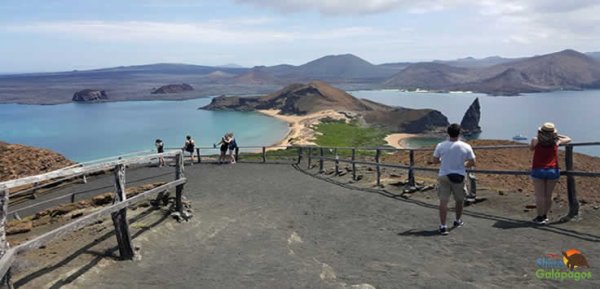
left=1, top=0, right=599, bottom=73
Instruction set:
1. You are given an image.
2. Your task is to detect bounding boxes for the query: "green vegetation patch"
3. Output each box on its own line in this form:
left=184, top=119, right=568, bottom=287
left=313, top=121, right=388, bottom=148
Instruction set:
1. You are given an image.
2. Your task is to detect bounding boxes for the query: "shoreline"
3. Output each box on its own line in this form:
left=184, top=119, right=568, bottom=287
left=384, top=133, right=419, bottom=149
left=256, top=109, right=348, bottom=149
left=256, top=109, right=423, bottom=150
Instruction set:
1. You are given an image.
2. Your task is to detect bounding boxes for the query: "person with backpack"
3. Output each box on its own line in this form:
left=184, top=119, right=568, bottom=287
left=227, top=132, right=238, bottom=164
left=182, top=135, right=195, bottom=165
left=155, top=138, right=165, bottom=167
left=216, top=133, right=230, bottom=164
left=430, top=123, right=476, bottom=235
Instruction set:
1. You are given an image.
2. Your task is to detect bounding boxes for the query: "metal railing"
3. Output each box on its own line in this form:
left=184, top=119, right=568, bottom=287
left=0, top=150, right=189, bottom=288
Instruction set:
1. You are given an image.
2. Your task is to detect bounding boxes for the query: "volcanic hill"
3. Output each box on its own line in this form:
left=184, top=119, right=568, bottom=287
left=202, top=81, right=450, bottom=133
left=0, top=141, right=74, bottom=182
left=384, top=49, right=600, bottom=95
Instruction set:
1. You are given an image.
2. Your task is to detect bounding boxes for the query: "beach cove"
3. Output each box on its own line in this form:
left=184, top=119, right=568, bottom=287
left=2, top=90, right=600, bottom=162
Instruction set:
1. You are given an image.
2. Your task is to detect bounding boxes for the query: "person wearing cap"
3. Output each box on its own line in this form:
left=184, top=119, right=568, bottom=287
left=529, top=122, right=571, bottom=225
left=430, top=123, right=476, bottom=235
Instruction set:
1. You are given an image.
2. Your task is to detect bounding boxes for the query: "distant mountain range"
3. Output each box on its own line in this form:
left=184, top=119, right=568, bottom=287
left=0, top=49, right=599, bottom=104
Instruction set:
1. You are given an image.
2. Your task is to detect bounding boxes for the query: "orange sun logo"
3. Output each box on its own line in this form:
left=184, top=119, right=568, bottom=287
left=562, top=249, right=591, bottom=270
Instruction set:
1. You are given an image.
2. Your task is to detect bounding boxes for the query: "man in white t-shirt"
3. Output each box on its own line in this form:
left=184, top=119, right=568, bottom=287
left=431, top=123, right=476, bottom=235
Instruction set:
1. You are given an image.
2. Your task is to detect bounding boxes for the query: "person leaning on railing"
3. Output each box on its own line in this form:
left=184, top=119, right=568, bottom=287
left=182, top=135, right=196, bottom=165
left=529, top=122, right=571, bottom=225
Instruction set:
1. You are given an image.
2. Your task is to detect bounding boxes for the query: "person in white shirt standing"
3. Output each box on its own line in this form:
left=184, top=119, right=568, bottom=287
left=431, top=123, right=476, bottom=235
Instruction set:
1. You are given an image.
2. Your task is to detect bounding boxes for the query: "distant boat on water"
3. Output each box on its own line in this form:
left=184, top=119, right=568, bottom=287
left=512, top=134, right=528, bottom=141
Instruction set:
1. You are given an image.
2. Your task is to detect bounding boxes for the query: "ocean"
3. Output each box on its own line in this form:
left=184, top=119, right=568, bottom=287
left=1, top=90, right=599, bottom=161
left=351, top=90, right=600, bottom=157
left=0, top=98, right=289, bottom=162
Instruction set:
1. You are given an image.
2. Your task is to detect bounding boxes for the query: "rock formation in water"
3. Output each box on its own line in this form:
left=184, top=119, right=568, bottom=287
left=202, top=81, right=450, bottom=133
left=151, top=83, right=194, bottom=94
left=72, top=89, right=108, bottom=102
left=460, top=98, right=482, bottom=135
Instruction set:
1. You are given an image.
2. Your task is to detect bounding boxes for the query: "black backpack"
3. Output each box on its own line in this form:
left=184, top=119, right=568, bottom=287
left=185, top=140, right=195, bottom=152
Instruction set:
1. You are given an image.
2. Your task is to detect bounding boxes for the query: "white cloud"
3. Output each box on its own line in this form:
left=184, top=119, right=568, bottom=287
left=4, top=20, right=381, bottom=44
left=235, top=0, right=413, bottom=15
left=236, top=0, right=600, bottom=16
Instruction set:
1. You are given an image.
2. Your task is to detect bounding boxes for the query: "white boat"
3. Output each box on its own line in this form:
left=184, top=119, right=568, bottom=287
left=512, top=134, right=527, bottom=141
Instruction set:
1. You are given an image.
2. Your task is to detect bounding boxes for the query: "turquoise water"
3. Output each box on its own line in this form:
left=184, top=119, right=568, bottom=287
left=0, top=98, right=289, bottom=162
left=1, top=90, right=599, bottom=161
left=351, top=90, right=600, bottom=156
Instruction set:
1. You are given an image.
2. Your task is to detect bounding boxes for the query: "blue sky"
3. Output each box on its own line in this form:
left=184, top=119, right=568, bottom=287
left=1, top=0, right=599, bottom=72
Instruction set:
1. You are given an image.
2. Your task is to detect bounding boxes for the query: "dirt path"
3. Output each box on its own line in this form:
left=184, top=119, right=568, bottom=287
left=11, top=163, right=594, bottom=289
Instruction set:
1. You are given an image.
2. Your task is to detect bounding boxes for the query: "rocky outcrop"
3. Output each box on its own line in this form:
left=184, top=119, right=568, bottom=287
left=203, top=81, right=372, bottom=115
left=203, top=81, right=449, bottom=133
left=363, top=107, right=448, bottom=133
left=460, top=98, right=482, bottom=135
left=151, top=83, right=194, bottom=94
left=72, top=89, right=108, bottom=102
left=0, top=141, right=74, bottom=182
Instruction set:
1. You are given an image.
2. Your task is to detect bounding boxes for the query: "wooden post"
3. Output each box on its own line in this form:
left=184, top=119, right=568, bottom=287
left=0, top=186, right=13, bottom=289
left=351, top=148, right=356, bottom=180
left=319, top=148, right=324, bottom=173
left=565, top=145, right=579, bottom=218
left=408, top=150, right=415, bottom=187
left=468, top=173, right=477, bottom=201
left=196, top=148, right=201, bottom=164
left=111, top=164, right=135, bottom=260
left=307, top=147, right=312, bottom=169
left=31, top=182, right=38, bottom=199
left=296, top=147, right=303, bottom=165
left=175, top=152, right=185, bottom=214
left=334, top=150, right=340, bottom=176
left=235, top=147, right=239, bottom=162
left=262, top=147, right=266, bottom=163
left=376, top=148, right=381, bottom=187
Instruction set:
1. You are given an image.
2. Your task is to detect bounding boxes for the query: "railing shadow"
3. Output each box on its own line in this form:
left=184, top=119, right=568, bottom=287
left=292, top=164, right=600, bottom=243
left=14, top=205, right=171, bottom=289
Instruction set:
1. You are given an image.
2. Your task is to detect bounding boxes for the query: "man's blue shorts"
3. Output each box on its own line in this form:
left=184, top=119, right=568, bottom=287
left=531, top=168, right=560, bottom=180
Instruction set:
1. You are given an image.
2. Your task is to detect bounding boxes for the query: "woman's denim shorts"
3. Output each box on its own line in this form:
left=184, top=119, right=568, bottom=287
left=531, top=168, right=560, bottom=180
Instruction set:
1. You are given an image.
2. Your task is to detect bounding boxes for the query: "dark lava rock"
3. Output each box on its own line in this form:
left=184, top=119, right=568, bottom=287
left=460, top=97, right=482, bottom=135
left=72, top=89, right=108, bottom=102
left=152, top=83, right=194, bottom=94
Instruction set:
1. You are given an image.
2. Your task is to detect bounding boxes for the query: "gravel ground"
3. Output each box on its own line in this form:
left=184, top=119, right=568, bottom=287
left=12, top=162, right=600, bottom=289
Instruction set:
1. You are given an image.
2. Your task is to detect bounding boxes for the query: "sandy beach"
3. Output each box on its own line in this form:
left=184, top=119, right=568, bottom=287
left=384, top=133, right=418, bottom=149
left=257, top=109, right=348, bottom=148
left=258, top=110, right=422, bottom=150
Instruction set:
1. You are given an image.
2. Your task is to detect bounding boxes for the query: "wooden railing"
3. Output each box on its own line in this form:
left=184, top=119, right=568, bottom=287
left=184, top=142, right=599, bottom=222
left=296, top=142, right=600, bottom=220
left=1, top=142, right=597, bottom=286
left=0, top=150, right=189, bottom=288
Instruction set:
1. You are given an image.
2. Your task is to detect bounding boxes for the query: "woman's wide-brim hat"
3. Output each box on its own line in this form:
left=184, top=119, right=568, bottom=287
left=539, top=122, right=557, bottom=133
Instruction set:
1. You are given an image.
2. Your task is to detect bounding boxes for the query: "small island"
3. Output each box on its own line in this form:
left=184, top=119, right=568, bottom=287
left=151, top=83, right=194, bottom=94
left=72, top=89, right=108, bottom=102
